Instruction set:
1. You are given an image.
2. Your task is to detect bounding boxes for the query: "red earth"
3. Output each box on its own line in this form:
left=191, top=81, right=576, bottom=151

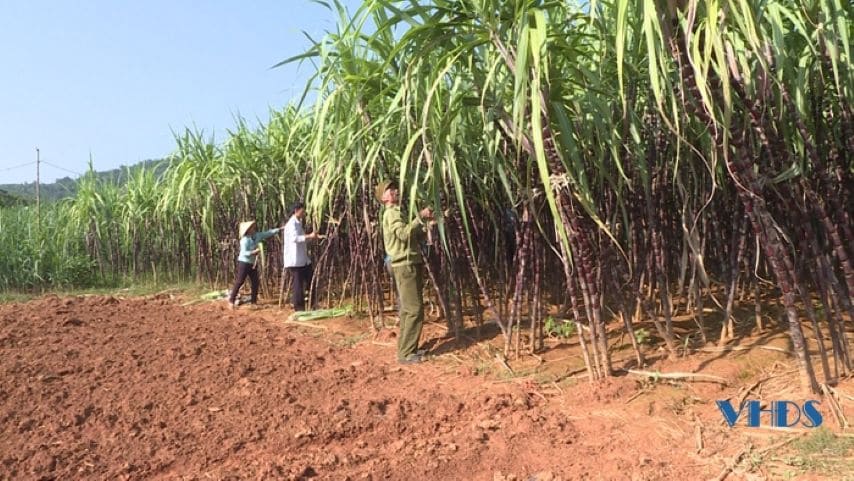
left=0, top=294, right=850, bottom=480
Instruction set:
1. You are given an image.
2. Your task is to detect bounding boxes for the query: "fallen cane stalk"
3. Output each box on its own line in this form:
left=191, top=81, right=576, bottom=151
left=835, top=388, right=854, bottom=403
left=712, top=435, right=807, bottom=481
left=736, top=378, right=766, bottom=413
left=551, top=366, right=590, bottom=383
left=284, top=320, right=328, bottom=330
left=820, top=384, right=850, bottom=429
left=693, top=413, right=704, bottom=453
left=710, top=446, right=748, bottom=481
left=495, top=354, right=514, bottom=375
left=621, top=369, right=729, bottom=385
left=625, top=389, right=647, bottom=404
left=699, top=345, right=790, bottom=355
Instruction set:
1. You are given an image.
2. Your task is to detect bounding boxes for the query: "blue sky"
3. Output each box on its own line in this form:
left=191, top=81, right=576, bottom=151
left=0, top=0, right=362, bottom=184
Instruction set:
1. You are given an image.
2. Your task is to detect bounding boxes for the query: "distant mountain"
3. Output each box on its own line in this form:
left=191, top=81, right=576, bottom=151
left=0, top=159, right=168, bottom=202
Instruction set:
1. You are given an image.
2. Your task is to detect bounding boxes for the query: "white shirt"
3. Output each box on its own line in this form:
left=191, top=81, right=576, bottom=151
left=283, top=215, right=310, bottom=267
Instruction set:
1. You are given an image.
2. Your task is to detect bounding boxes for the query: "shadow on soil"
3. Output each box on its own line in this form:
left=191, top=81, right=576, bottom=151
left=422, top=322, right=503, bottom=356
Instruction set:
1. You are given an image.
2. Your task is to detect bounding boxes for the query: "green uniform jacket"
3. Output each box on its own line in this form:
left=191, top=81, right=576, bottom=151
left=381, top=205, right=424, bottom=267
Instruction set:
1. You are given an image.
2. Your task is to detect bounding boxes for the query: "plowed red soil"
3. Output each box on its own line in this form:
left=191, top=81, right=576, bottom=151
left=0, top=295, right=847, bottom=480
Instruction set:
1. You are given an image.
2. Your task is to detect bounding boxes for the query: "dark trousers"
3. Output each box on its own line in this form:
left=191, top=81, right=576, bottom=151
left=289, top=264, right=314, bottom=311
left=229, top=261, right=259, bottom=304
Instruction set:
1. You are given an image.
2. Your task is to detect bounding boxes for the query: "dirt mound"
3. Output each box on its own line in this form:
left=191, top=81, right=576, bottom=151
left=1, top=296, right=730, bottom=480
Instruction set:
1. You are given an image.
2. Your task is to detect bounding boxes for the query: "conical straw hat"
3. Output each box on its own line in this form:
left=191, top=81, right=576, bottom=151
left=239, top=220, right=256, bottom=237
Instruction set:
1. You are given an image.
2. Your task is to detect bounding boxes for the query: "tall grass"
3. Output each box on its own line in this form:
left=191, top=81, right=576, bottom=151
left=0, top=203, right=95, bottom=289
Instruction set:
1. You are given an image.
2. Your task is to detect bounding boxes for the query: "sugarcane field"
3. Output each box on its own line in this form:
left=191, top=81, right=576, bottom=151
left=1, top=1, right=853, bottom=480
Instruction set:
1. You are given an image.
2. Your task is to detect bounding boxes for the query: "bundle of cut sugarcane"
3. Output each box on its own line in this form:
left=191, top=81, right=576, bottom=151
left=286, top=305, right=352, bottom=323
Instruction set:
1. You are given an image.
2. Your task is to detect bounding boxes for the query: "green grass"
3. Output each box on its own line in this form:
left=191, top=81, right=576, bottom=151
left=474, top=359, right=494, bottom=377
left=792, top=428, right=854, bottom=457
left=0, top=280, right=212, bottom=304
left=765, top=429, right=854, bottom=479
left=544, top=317, right=576, bottom=339
left=736, top=367, right=756, bottom=382
left=0, top=292, right=37, bottom=304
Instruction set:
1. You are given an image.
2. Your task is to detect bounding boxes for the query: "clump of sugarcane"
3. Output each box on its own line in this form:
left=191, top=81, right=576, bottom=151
left=3, top=0, right=851, bottom=397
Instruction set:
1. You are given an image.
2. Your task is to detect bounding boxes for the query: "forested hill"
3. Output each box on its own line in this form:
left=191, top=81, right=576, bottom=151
left=0, top=158, right=168, bottom=202
left=0, top=189, right=32, bottom=208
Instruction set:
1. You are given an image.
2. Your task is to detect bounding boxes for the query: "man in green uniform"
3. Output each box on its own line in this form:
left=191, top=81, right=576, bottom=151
left=375, top=180, right=433, bottom=364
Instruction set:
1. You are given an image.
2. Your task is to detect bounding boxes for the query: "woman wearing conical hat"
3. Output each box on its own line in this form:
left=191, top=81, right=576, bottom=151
left=228, top=220, right=283, bottom=309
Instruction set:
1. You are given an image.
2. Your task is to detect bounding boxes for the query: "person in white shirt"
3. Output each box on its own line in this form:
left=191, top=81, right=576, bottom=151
left=283, top=201, right=320, bottom=311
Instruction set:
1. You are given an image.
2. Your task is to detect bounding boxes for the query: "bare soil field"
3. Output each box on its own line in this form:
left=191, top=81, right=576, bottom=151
left=0, top=294, right=851, bottom=480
